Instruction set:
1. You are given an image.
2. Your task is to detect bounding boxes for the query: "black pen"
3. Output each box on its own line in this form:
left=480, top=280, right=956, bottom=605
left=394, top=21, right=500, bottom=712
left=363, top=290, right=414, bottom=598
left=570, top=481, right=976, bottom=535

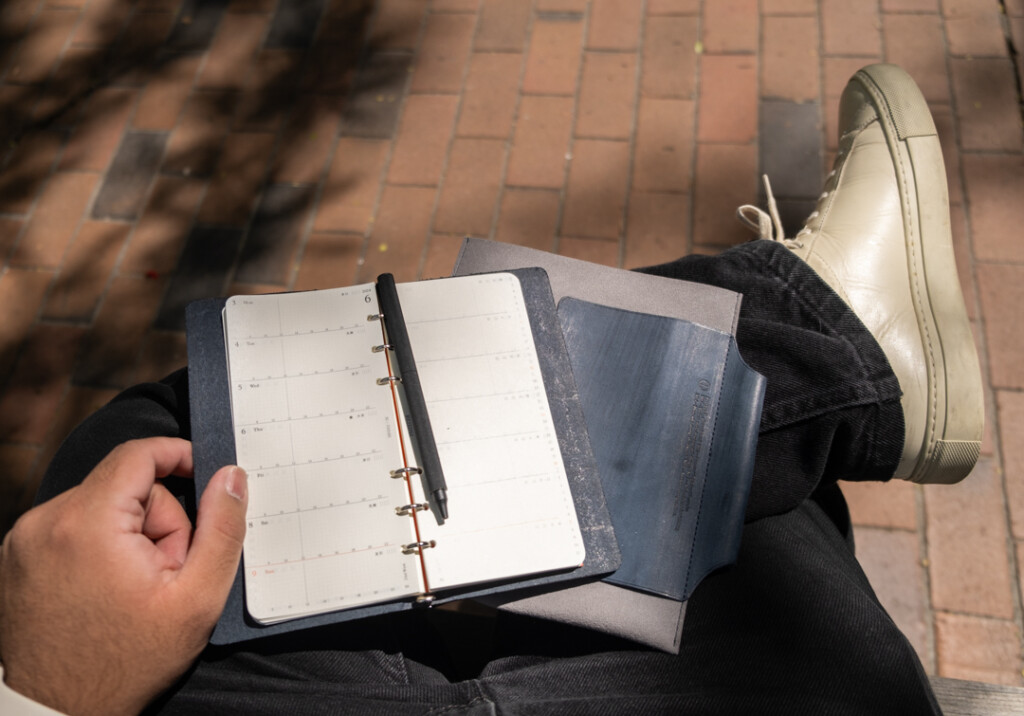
left=375, top=274, right=449, bottom=520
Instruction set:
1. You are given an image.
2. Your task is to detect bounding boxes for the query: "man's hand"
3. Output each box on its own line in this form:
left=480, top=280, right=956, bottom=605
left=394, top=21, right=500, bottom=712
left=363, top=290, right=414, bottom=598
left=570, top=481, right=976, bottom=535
left=0, top=437, right=247, bottom=715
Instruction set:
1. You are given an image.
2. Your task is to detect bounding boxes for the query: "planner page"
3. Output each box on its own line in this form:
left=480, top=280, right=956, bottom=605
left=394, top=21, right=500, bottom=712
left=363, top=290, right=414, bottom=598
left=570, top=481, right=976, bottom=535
left=396, top=273, right=585, bottom=592
left=223, top=286, right=422, bottom=623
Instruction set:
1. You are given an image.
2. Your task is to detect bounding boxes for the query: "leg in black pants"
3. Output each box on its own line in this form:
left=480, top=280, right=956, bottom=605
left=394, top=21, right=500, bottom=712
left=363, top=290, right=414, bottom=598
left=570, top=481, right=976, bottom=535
left=37, top=240, right=938, bottom=715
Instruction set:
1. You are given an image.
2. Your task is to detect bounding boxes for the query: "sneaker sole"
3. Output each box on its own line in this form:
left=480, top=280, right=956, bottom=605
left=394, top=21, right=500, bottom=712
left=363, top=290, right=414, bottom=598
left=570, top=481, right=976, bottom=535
left=854, top=64, right=983, bottom=484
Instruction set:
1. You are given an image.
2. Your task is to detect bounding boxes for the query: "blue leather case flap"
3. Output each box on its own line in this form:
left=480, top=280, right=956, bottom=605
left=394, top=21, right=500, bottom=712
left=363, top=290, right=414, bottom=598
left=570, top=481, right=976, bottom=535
left=558, top=298, right=765, bottom=601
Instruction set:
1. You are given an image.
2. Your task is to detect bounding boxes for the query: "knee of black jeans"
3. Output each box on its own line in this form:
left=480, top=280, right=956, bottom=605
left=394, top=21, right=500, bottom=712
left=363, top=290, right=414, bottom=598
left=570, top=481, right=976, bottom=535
left=35, top=369, right=192, bottom=505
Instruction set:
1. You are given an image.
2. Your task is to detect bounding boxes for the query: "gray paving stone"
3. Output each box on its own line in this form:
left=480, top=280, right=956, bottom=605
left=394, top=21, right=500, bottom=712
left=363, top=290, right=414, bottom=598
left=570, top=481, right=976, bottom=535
left=340, top=52, right=411, bottom=139
left=266, top=0, right=326, bottom=49
left=772, top=199, right=818, bottom=240
left=235, top=183, right=315, bottom=285
left=93, top=132, right=168, bottom=220
left=759, top=100, right=822, bottom=236
left=155, top=226, right=243, bottom=330
left=166, top=0, right=230, bottom=51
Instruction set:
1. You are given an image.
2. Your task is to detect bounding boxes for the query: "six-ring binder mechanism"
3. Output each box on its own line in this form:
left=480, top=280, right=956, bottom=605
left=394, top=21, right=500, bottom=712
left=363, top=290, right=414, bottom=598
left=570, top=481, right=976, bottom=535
left=370, top=273, right=446, bottom=601
left=373, top=273, right=450, bottom=520
left=370, top=323, right=436, bottom=564
left=376, top=329, right=436, bottom=561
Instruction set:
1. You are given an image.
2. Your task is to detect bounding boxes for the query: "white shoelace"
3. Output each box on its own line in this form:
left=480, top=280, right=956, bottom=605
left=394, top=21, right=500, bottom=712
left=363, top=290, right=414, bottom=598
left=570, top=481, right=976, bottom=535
left=736, top=173, right=836, bottom=250
left=736, top=175, right=804, bottom=248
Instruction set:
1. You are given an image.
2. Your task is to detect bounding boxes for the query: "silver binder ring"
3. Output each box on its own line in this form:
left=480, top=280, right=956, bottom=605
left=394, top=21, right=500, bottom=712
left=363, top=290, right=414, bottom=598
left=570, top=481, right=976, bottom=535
left=389, top=467, right=422, bottom=478
left=415, top=595, right=436, bottom=607
left=402, top=540, right=436, bottom=555
left=376, top=376, right=402, bottom=386
left=395, top=503, right=430, bottom=516
left=368, top=313, right=382, bottom=322
left=372, top=344, right=391, bottom=353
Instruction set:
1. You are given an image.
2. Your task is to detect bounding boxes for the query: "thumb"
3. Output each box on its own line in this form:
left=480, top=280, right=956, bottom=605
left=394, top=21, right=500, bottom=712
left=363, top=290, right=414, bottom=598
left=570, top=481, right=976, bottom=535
left=179, top=465, right=248, bottom=618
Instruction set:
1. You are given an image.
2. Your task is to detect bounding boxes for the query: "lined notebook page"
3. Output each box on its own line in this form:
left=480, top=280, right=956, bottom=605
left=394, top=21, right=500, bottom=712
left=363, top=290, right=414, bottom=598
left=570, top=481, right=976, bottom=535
left=396, top=274, right=585, bottom=591
left=223, top=286, right=421, bottom=623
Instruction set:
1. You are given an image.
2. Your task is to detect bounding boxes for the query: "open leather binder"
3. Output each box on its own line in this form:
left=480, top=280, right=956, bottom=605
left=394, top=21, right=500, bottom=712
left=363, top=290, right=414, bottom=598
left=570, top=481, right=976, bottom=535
left=187, top=268, right=620, bottom=644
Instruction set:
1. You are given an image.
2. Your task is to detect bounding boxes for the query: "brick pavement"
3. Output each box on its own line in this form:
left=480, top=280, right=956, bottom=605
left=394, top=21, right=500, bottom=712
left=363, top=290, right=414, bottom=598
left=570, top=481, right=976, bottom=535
left=1, top=0, right=1023, bottom=687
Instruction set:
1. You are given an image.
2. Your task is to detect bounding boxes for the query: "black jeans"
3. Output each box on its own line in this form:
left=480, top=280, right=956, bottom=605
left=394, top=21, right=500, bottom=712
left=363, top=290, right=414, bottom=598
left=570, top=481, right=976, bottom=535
left=39, top=241, right=937, bottom=715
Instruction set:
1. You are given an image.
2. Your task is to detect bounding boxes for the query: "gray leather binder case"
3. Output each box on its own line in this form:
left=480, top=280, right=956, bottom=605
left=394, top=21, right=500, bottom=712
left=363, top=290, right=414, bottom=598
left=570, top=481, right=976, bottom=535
left=455, top=240, right=766, bottom=653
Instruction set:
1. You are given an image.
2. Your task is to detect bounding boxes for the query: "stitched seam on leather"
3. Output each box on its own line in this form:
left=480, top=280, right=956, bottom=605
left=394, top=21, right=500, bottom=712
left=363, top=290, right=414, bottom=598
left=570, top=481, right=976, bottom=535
left=862, top=69, right=939, bottom=472
left=804, top=120, right=872, bottom=278
left=682, top=340, right=729, bottom=596
left=889, top=124, right=938, bottom=475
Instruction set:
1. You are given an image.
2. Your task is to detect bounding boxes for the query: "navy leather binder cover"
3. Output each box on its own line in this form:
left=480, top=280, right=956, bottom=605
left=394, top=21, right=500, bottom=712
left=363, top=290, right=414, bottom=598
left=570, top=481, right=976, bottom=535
left=187, top=269, right=619, bottom=644
left=558, top=298, right=766, bottom=601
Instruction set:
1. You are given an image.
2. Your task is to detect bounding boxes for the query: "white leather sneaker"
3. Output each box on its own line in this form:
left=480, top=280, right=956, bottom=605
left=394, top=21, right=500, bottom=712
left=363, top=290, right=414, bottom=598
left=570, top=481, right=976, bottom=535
left=737, top=64, right=983, bottom=484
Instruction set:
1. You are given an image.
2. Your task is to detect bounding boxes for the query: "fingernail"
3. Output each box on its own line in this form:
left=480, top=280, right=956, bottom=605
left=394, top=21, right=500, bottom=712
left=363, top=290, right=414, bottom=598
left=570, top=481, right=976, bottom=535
left=226, top=466, right=247, bottom=501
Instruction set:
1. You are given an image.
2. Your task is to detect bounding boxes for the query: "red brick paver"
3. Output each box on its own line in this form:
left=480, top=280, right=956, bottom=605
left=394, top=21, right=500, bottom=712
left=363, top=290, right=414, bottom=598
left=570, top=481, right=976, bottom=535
left=1, top=0, right=1023, bottom=690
